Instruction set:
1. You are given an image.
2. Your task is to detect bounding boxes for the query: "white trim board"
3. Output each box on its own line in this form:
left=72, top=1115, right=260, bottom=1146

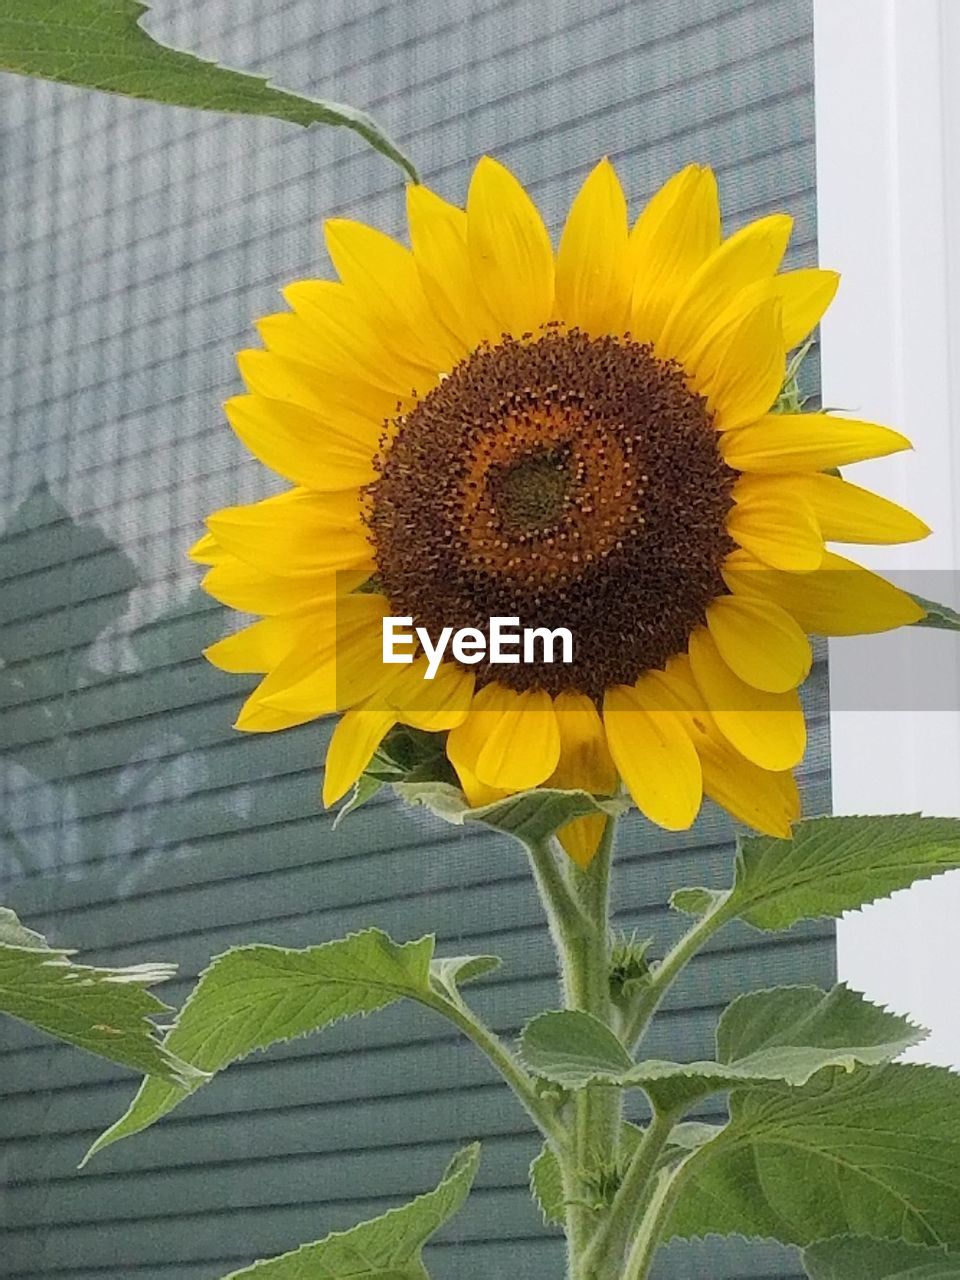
left=814, top=0, right=960, bottom=1066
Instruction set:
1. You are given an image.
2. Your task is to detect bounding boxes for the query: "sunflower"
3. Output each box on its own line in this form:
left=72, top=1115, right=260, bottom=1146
left=192, top=158, right=928, bottom=865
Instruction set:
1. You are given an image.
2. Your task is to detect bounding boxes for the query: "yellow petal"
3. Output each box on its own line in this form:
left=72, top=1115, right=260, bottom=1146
left=386, top=659, right=476, bottom=731
left=602, top=679, right=702, bottom=831
left=188, top=531, right=220, bottom=565
left=688, top=627, right=806, bottom=770
left=554, top=158, right=631, bottom=336
left=447, top=755, right=510, bottom=810
left=201, top=560, right=367, bottom=616
left=443, top=684, right=513, bottom=807
left=548, top=690, right=618, bottom=868
left=254, top=311, right=419, bottom=407
left=650, top=656, right=801, bottom=837
left=467, top=156, right=555, bottom=339
left=324, top=218, right=464, bottom=372
left=658, top=213, right=793, bottom=364
left=446, top=683, right=560, bottom=792
left=629, top=165, right=721, bottom=343
left=549, top=691, right=618, bottom=794
left=706, top=595, right=812, bottom=693
left=720, top=413, right=912, bottom=472
left=781, top=473, right=931, bottom=545
left=721, top=268, right=840, bottom=352
left=406, top=184, right=501, bottom=350
left=691, top=297, right=785, bottom=431
left=206, top=488, right=372, bottom=578
left=471, top=685, right=561, bottom=791
left=256, top=311, right=326, bottom=368
left=446, top=682, right=497, bottom=776
left=282, top=279, right=433, bottom=397
left=727, top=479, right=823, bottom=571
left=568, top=821, right=613, bottom=871
left=723, top=548, right=926, bottom=635
left=700, top=739, right=800, bottom=838
left=204, top=614, right=313, bottom=674
left=236, top=348, right=405, bottom=425
left=242, top=594, right=392, bottom=725
left=557, top=814, right=606, bottom=871
left=231, top=697, right=317, bottom=734
left=323, top=702, right=398, bottom=806
left=224, top=394, right=379, bottom=492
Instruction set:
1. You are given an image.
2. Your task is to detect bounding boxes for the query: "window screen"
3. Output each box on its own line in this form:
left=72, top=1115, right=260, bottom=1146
left=0, top=2, right=829, bottom=1277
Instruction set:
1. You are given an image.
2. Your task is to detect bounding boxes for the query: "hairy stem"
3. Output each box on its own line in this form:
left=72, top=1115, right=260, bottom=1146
left=526, top=819, right=621, bottom=1277
left=525, top=834, right=592, bottom=961
left=423, top=989, right=567, bottom=1150
left=565, top=821, right=621, bottom=1189
left=582, top=1105, right=681, bottom=1277
left=622, top=1154, right=696, bottom=1280
left=623, top=891, right=732, bottom=1051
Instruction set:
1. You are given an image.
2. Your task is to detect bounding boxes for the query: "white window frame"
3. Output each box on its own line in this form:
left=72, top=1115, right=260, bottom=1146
left=814, top=0, right=960, bottom=1065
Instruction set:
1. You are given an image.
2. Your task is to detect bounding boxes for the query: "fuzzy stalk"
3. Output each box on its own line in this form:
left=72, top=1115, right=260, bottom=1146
left=621, top=1152, right=697, bottom=1280
left=581, top=1104, right=682, bottom=1277
left=526, top=818, right=622, bottom=1278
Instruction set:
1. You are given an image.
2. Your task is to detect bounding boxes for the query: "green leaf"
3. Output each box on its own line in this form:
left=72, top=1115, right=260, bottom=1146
left=648, top=984, right=923, bottom=1109
left=716, top=984, right=926, bottom=1080
left=804, top=1236, right=960, bottom=1279
left=772, top=336, right=816, bottom=414
left=394, top=781, right=627, bottom=846
left=910, top=595, right=960, bottom=632
left=729, top=815, right=960, bottom=931
left=529, top=1125, right=645, bottom=1227
left=335, top=727, right=458, bottom=827
left=520, top=1009, right=633, bottom=1086
left=0, top=1, right=418, bottom=180
left=609, top=931, right=655, bottom=1003
left=521, top=988, right=923, bottom=1108
left=219, top=1143, right=480, bottom=1278
left=669, top=887, right=726, bottom=917
left=428, top=953, right=501, bottom=1004
left=529, top=1144, right=566, bottom=1228
left=667, top=1064, right=960, bottom=1249
left=373, top=726, right=454, bottom=781
left=667, top=1121, right=724, bottom=1151
left=0, top=907, right=199, bottom=1085
left=85, top=929, right=437, bottom=1163
left=333, top=773, right=384, bottom=829
left=0, top=904, right=49, bottom=948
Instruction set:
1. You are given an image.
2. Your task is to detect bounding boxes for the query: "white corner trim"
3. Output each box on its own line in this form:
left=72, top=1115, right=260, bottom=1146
left=814, top=0, right=960, bottom=1066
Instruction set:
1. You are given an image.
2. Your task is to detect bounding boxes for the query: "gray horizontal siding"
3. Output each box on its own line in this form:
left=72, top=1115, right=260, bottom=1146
left=0, top=0, right=822, bottom=1277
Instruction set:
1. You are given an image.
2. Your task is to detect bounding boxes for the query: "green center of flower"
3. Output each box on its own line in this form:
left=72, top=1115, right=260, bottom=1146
left=492, top=447, right=571, bottom=535
left=366, top=328, right=736, bottom=699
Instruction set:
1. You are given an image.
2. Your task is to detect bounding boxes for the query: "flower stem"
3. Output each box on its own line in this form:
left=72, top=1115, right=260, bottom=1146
left=581, top=1105, right=681, bottom=1277
left=525, top=833, right=592, bottom=961
left=623, top=890, right=733, bottom=1051
left=525, top=819, right=621, bottom=1278
left=422, top=989, right=567, bottom=1150
left=621, top=1154, right=696, bottom=1280
left=565, top=821, right=620, bottom=1175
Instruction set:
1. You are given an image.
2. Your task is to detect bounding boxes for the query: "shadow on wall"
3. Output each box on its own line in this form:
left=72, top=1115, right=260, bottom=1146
left=0, top=480, right=294, bottom=891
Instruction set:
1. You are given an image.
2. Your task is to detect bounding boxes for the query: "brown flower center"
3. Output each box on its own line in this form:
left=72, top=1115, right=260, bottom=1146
left=365, top=328, right=735, bottom=699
